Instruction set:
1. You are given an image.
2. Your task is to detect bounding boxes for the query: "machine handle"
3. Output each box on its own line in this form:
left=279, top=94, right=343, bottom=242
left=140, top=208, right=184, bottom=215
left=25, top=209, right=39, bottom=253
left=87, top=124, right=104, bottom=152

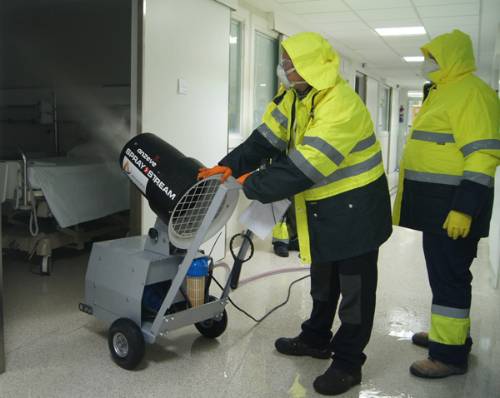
left=229, top=230, right=254, bottom=290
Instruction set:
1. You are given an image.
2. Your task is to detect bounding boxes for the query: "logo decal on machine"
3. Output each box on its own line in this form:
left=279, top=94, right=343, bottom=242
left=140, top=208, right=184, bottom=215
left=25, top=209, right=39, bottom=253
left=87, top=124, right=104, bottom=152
left=124, top=148, right=176, bottom=201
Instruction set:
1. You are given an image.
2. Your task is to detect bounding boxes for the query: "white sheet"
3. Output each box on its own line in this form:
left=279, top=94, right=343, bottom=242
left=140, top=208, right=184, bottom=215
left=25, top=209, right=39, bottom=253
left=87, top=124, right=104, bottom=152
left=27, top=157, right=129, bottom=228
left=239, top=199, right=291, bottom=240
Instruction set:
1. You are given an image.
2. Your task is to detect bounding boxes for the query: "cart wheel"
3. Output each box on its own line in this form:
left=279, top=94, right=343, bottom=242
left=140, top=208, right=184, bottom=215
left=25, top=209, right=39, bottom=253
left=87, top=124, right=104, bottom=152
left=108, top=318, right=145, bottom=370
left=41, top=256, right=52, bottom=276
left=195, top=296, right=228, bottom=338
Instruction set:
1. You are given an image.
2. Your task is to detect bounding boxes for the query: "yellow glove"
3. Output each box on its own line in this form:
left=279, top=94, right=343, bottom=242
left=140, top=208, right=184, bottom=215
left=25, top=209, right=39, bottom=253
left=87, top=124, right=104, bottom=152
left=442, top=210, right=472, bottom=240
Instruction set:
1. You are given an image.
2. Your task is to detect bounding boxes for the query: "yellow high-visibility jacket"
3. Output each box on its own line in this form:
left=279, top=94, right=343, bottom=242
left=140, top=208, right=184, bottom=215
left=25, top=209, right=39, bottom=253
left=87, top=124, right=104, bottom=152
left=221, top=32, right=392, bottom=264
left=394, top=29, right=500, bottom=237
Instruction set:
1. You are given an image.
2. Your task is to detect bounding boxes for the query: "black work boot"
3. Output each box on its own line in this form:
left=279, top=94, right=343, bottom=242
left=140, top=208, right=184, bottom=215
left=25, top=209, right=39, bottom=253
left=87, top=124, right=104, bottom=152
left=274, top=336, right=331, bottom=359
left=273, top=242, right=289, bottom=257
left=313, top=366, right=362, bottom=396
left=288, top=237, right=299, bottom=251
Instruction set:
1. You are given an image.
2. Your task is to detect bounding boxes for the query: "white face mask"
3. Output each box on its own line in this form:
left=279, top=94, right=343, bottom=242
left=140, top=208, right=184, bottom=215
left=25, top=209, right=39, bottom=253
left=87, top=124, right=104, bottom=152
left=276, top=63, right=307, bottom=90
left=420, top=58, right=439, bottom=79
left=276, top=64, right=293, bottom=89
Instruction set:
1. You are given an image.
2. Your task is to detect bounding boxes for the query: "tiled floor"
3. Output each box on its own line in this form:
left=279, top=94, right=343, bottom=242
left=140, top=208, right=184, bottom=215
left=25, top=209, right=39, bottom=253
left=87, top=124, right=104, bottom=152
left=0, top=226, right=499, bottom=398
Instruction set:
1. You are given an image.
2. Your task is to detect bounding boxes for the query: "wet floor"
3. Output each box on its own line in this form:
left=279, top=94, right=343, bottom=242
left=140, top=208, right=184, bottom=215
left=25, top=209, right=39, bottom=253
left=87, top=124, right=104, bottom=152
left=0, top=226, right=498, bottom=397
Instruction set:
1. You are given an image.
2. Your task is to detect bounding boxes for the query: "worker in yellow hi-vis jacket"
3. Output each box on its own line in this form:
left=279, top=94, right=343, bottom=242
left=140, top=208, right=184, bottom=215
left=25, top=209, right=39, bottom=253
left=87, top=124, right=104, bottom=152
left=199, top=32, right=392, bottom=395
left=394, top=29, right=500, bottom=379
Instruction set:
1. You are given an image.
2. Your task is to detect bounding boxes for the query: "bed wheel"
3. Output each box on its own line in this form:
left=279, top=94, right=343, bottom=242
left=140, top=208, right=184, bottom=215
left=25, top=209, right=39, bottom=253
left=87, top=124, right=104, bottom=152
left=108, top=318, right=145, bottom=370
left=41, top=256, right=52, bottom=276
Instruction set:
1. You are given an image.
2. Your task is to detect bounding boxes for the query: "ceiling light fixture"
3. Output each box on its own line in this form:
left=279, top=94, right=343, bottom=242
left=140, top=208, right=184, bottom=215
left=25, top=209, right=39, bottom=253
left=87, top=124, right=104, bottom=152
left=403, top=56, right=424, bottom=62
left=375, top=26, right=426, bottom=36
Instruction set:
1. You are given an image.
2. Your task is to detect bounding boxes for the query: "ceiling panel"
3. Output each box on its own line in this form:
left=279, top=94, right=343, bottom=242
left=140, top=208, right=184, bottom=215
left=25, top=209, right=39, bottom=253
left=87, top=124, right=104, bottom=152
left=304, top=11, right=360, bottom=24
left=316, top=20, right=371, bottom=33
left=268, top=0, right=494, bottom=89
left=393, top=45, right=426, bottom=55
left=281, top=0, right=350, bottom=14
left=354, top=48, right=402, bottom=60
left=425, top=24, right=479, bottom=38
left=422, top=15, right=480, bottom=27
left=275, top=0, right=318, bottom=3
left=383, top=35, right=430, bottom=48
left=356, top=7, right=419, bottom=22
left=337, top=36, right=390, bottom=51
left=345, top=0, right=413, bottom=9
left=411, top=0, right=479, bottom=5
left=363, top=18, right=423, bottom=28
left=416, top=3, right=480, bottom=18
left=324, top=28, right=379, bottom=39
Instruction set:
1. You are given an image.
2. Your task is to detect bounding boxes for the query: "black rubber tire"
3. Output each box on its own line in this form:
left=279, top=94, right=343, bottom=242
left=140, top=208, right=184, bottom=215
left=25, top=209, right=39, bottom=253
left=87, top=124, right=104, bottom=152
left=108, top=318, right=145, bottom=370
left=194, top=296, right=228, bottom=338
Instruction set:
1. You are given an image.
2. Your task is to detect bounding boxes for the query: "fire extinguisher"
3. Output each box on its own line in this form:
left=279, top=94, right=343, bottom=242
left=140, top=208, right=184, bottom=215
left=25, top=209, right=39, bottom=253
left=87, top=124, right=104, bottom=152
left=399, top=105, right=404, bottom=123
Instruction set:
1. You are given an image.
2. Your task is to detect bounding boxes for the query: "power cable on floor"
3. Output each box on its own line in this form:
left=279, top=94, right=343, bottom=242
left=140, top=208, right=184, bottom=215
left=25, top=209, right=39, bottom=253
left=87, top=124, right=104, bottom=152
left=211, top=274, right=310, bottom=323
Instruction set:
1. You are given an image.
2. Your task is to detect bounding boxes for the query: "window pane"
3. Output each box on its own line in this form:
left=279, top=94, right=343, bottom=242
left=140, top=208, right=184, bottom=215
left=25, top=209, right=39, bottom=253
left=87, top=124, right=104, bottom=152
left=253, top=31, right=278, bottom=129
left=228, top=20, right=242, bottom=136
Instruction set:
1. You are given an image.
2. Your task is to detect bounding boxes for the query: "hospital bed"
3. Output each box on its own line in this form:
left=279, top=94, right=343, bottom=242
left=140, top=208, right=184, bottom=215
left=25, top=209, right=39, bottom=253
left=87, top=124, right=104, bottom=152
left=0, top=150, right=130, bottom=274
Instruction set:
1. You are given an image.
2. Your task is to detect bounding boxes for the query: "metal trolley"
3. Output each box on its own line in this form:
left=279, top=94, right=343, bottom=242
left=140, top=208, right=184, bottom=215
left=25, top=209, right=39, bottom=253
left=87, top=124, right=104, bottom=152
left=80, top=175, right=242, bottom=370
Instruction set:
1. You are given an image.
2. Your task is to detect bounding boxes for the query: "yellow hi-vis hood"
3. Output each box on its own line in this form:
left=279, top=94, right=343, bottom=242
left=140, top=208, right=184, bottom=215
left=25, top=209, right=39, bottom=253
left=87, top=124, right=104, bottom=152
left=281, top=32, right=340, bottom=90
left=421, top=29, right=476, bottom=84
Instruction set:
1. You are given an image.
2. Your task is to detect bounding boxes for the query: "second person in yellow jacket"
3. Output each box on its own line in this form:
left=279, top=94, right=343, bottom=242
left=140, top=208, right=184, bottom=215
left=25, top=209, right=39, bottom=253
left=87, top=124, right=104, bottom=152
left=394, top=29, right=500, bottom=379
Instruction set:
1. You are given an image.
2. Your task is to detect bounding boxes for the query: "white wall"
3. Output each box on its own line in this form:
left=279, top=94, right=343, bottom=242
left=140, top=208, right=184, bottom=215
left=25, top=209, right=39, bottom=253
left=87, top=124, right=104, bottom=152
left=141, top=0, right=230, bottom=258
left=489, top=167, right=500, bottom=288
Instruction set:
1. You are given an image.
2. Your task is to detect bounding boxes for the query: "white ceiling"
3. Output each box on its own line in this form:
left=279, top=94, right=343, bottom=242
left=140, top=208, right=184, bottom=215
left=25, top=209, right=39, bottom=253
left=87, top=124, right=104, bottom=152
left=270, top=0, right=500, bottom=88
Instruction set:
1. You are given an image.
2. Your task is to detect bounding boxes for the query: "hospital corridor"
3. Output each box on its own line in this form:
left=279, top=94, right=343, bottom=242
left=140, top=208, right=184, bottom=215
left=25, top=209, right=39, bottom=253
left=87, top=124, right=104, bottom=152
left=0, top=0, right=499, bottom=397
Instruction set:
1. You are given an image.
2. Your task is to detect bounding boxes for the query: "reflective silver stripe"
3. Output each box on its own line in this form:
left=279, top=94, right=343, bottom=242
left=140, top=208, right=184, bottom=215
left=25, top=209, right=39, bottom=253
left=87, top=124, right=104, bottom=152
left=404, top=170, right=462, bottom=186
left=463, top=171, right=494, bottom=187
left=412, top=130, right=455, bottom=144
left=271, top=108, right=288, bottom=129
left=272, top=238, right=289, bottom=244
left=303, top=136, right=344, bottom=166
left=432, top=304, right=470, bottom=319
left=405, top=169, right=495, bottom=188
left=460, top=139, right=500, bottom=157
left=257, top=123, right=287, bottom=151
left=351, top=133, right=376, bottom=153
left=312, top=151, right=383, bottom=188
left=288, top=149, right=325, bottom=183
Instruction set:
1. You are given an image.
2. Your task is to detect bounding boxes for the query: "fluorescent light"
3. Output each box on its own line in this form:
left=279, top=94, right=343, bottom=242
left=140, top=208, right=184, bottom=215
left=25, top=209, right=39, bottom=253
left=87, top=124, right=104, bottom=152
left=229, top=36, right=238, bottom=44
left=375, top=26, right=426, bottom=36
left=408, top=91, right=423, bottom=98
left=403, top=56, right=424, bottom=63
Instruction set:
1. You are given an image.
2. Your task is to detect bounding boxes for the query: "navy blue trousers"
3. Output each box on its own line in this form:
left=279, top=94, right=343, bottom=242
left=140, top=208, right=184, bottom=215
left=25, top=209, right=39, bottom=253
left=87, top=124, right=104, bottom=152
left=299, top=250, right=378, bottom=373
left=423, top=232, right=478, bottom=367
